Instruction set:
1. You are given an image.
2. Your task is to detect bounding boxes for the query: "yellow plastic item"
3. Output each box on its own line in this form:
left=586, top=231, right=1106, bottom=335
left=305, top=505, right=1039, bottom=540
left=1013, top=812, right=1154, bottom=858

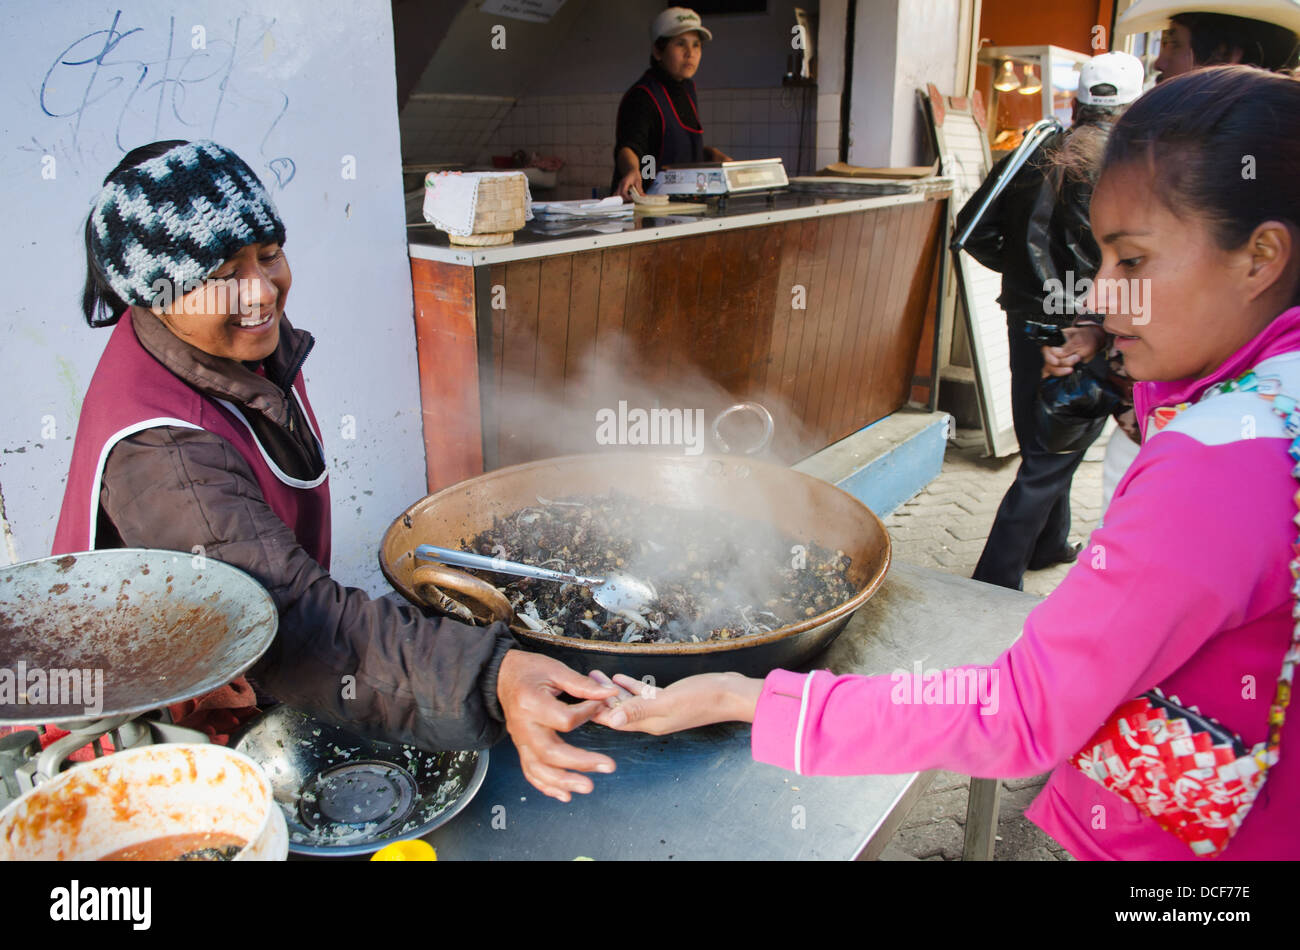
left=370, top=840, right=438, bottom=861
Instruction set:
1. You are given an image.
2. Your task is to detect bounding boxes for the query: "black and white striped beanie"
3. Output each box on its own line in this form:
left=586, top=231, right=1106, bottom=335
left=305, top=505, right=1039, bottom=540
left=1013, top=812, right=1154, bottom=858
left=89, top=141, right=286, bottom=308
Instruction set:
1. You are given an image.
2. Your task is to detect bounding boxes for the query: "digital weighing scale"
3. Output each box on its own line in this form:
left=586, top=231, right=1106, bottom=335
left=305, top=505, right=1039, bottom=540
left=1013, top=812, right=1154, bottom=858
left=648, top=158, right=790, bottom=197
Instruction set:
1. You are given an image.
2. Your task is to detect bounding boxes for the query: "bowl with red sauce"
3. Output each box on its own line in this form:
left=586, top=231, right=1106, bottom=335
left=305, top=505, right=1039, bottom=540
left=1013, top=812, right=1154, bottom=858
left=0, top=744, right=286, bottom=861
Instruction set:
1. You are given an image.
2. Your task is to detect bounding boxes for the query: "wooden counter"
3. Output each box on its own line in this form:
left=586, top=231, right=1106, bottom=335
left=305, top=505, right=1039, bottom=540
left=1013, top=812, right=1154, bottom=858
left=408, top=189, right=950, bottom=493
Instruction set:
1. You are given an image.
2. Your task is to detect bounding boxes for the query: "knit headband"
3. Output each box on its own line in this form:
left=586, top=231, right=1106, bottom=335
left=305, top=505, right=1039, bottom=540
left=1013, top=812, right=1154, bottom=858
left=89, top=141, right=286, bottom=308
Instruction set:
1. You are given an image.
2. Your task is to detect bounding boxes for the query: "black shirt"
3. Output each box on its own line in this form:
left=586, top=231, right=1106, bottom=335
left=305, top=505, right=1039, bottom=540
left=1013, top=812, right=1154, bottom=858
left=614, top=63, right=703, bottom=162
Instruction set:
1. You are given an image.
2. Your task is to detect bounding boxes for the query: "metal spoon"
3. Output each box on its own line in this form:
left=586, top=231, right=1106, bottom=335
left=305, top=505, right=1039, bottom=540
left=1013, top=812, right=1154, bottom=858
left=413, top=544, right=657, bottom=615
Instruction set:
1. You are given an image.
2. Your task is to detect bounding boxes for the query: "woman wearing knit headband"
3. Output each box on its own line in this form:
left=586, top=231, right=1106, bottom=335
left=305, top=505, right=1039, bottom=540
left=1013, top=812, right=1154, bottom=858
left=54, top=140, right=621, bottom=803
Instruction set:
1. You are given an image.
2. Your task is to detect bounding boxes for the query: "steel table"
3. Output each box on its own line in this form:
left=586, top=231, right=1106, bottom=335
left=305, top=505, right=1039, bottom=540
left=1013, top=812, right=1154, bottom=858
left=423, top=561, right=1039, bottom=860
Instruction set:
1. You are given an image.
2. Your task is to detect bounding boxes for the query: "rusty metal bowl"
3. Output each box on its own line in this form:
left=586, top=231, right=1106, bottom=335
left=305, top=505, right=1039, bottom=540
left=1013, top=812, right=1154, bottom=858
left=0, top=549, right=277, bottom=725
left=379, top=454, right=890, bottom=683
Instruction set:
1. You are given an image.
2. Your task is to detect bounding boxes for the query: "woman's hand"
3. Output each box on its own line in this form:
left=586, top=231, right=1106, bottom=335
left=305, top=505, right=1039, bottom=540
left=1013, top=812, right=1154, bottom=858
left=588, top=671, right=763, bottom=735
left=496, top=650, right=620, bottom=802
left=705, top=146, right=734, bottom=163
left=1042, top=324, right=1108, bottom=378
left=614, top=167, right=645, bottom=201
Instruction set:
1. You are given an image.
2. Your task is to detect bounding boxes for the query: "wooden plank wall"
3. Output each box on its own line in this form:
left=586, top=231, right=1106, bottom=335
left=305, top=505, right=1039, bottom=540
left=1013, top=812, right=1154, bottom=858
left=477, top=198, right=946, bottom=470
left=410, top=257, right=484, bottom=491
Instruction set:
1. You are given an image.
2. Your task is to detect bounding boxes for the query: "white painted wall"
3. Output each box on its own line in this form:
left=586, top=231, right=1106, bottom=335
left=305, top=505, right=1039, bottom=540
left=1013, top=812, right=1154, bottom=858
left=815, top=0, right=847, bottom=168
left=891, top=0, right=961, bottom=166
left=846, top=0, right=900, bottom=165
left=846, top=0, right=961, bottom=167
left=0, top=1, right=425, bottom=595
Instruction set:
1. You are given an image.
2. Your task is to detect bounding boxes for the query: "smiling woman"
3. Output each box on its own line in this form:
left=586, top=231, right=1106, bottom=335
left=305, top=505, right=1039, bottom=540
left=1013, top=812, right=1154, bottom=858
left=149, top=243, right=291, bottom=364
left=50, top=139, right=620, bottom=803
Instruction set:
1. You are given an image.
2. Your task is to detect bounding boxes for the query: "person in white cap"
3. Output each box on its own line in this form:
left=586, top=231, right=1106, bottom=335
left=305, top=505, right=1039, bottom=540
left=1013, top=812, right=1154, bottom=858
left=611, top=7, right=733, bottom=199
left=1117, top=0, right=1300, bottom=80
left=955, top=52, right=1146, bottom=591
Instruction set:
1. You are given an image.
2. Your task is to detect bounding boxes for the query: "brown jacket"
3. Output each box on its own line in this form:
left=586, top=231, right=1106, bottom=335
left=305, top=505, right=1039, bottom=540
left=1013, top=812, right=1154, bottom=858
left=98, top=309, right=514, bottom=751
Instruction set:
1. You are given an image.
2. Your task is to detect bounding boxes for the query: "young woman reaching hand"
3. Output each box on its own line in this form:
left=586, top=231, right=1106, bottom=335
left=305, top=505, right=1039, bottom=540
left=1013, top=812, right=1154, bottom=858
left=593, top=67, right=1300, bottom=859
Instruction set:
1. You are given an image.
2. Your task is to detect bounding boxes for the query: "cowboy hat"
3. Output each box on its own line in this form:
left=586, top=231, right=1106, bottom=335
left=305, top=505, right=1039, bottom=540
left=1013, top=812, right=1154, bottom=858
left=1116, top=0, right=1300, bottom=36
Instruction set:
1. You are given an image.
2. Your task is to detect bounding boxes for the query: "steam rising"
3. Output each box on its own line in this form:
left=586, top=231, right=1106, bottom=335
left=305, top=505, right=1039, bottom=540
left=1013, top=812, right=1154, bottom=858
left=466, top=350, right=860, bottom=639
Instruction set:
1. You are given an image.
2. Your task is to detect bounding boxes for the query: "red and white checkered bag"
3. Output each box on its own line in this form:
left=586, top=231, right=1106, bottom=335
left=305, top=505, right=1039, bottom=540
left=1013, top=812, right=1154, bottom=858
left=1070, top=694, right=1272, bottom=856
left=1070, top=371, right=1297, bottom=857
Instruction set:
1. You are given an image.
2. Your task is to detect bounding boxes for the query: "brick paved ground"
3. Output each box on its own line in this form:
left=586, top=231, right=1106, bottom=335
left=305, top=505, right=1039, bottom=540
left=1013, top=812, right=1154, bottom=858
left=875, top=428, right=1110, bottom=861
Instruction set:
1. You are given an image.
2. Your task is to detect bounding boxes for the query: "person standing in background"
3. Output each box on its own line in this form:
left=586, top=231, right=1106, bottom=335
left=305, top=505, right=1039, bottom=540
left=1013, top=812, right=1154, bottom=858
left=1116, top=0, right=1300, bottom=80
left=957, top=52, right=1146, bottom=591
left=611, top=6, right=733, bottom=200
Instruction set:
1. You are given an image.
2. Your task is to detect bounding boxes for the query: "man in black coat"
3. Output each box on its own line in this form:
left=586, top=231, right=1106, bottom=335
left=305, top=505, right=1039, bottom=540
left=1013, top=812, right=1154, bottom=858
left=957, top=52, right=1145, bottom=590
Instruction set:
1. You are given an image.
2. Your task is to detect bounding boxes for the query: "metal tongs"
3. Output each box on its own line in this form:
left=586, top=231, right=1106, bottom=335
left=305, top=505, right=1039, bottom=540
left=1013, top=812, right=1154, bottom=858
left=413, top=544, right=657, bottom=615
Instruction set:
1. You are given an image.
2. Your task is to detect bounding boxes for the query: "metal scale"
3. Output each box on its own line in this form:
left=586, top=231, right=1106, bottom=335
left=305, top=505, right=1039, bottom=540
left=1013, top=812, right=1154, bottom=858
left=648, top=157, right=790, bottom=202
left=0, top=549, right=277, bottom=809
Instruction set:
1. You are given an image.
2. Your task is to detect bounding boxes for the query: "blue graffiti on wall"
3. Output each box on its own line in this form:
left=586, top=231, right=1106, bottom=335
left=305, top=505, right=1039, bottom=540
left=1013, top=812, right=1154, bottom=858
left=38, top=9, right=294, bottom=188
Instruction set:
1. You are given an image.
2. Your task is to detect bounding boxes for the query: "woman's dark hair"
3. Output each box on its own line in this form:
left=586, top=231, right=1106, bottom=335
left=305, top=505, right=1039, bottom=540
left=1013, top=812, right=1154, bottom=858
left=81, top=139, right=189, bottom=328
left=650, top=35, right=669, bottom=67
left=1101, top=67, right=1300, bottom=302
left=1172, top=12, right=1300, bottom=71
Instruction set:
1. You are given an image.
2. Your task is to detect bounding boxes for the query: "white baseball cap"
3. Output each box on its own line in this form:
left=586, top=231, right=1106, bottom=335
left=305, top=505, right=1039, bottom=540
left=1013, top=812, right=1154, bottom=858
left=651, top=7, right=713, bottom=43
left=1077, top=52, right=1146, bottom=105
left=1116, top=0, right=1300, bottom=37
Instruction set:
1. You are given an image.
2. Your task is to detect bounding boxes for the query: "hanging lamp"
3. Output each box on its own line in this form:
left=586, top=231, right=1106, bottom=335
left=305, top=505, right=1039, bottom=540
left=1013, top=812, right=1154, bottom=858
left=994, top=60, right=1021, bottom=92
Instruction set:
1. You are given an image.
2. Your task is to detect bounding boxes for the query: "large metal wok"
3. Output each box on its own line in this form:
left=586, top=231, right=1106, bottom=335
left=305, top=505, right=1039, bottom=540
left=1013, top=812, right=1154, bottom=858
left=379, top=454, right=891, bottom=682
left=0, top=548, right=278, bottom=726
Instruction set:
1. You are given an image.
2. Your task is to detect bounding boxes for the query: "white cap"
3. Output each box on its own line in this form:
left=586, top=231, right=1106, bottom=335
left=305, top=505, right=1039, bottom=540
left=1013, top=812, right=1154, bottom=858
left=1116, top=0, right=1300, bottom=37
left=1078, top=52, right=1146, bottom=105
left=651, top=7, right=713, bottom=43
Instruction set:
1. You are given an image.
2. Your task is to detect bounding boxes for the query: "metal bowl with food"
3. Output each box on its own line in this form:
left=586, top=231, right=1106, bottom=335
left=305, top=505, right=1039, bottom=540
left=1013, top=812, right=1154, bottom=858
left=0, top=744, right=287, bottom=861
left=233, top=705, right=488, bottom=858
left=379, top=454, right=890, bottom=683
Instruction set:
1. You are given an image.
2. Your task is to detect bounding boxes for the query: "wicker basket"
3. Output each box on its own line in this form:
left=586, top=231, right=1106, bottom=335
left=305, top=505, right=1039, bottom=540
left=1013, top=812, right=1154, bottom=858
left=450, top=173, right=527, bottom=245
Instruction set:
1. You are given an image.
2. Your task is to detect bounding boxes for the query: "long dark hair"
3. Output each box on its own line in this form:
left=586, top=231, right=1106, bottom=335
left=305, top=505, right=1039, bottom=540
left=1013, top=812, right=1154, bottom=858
left=81, top=139, right=189, bottom=328
left=1172, top=12, right=1300, bottom=72
left=1101, top=67, right=1300, bottom=303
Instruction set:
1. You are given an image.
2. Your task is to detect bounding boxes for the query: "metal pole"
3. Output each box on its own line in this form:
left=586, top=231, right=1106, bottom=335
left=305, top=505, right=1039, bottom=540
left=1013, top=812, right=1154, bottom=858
left=950, top=117, right=1062, bottom=252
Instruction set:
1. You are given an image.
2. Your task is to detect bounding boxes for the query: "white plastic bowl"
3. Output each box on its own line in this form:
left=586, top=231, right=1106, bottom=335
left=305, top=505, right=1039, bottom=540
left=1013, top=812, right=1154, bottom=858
left=0, top=744, right=286, bottom=861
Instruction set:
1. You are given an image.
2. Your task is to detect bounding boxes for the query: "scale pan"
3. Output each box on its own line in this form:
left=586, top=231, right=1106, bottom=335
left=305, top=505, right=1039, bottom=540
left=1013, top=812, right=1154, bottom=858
left=0, top=549, right=276, bottom=725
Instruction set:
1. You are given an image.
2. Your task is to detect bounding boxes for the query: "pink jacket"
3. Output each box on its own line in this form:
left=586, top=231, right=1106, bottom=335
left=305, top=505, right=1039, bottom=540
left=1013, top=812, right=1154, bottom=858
left=752, top=307, right=1300, bottom=860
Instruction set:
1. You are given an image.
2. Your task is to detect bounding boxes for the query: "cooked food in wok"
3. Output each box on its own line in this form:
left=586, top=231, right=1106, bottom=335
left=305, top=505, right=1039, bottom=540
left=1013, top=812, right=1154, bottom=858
left=456, top=493, right=855, bottom=644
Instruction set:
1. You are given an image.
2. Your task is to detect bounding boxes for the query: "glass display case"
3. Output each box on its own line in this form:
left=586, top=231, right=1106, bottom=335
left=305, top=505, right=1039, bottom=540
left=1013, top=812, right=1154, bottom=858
left=976, top=45, right=1093, bottom=157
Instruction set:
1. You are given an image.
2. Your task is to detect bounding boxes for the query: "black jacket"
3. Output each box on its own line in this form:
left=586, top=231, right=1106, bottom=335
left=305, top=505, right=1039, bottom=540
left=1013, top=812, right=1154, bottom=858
left=956, top=129, right=1102, bottom=320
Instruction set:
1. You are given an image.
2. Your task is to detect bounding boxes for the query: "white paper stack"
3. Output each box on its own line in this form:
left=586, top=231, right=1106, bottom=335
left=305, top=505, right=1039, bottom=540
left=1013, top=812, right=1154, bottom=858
left=530, top=196, right=633, bottom=221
